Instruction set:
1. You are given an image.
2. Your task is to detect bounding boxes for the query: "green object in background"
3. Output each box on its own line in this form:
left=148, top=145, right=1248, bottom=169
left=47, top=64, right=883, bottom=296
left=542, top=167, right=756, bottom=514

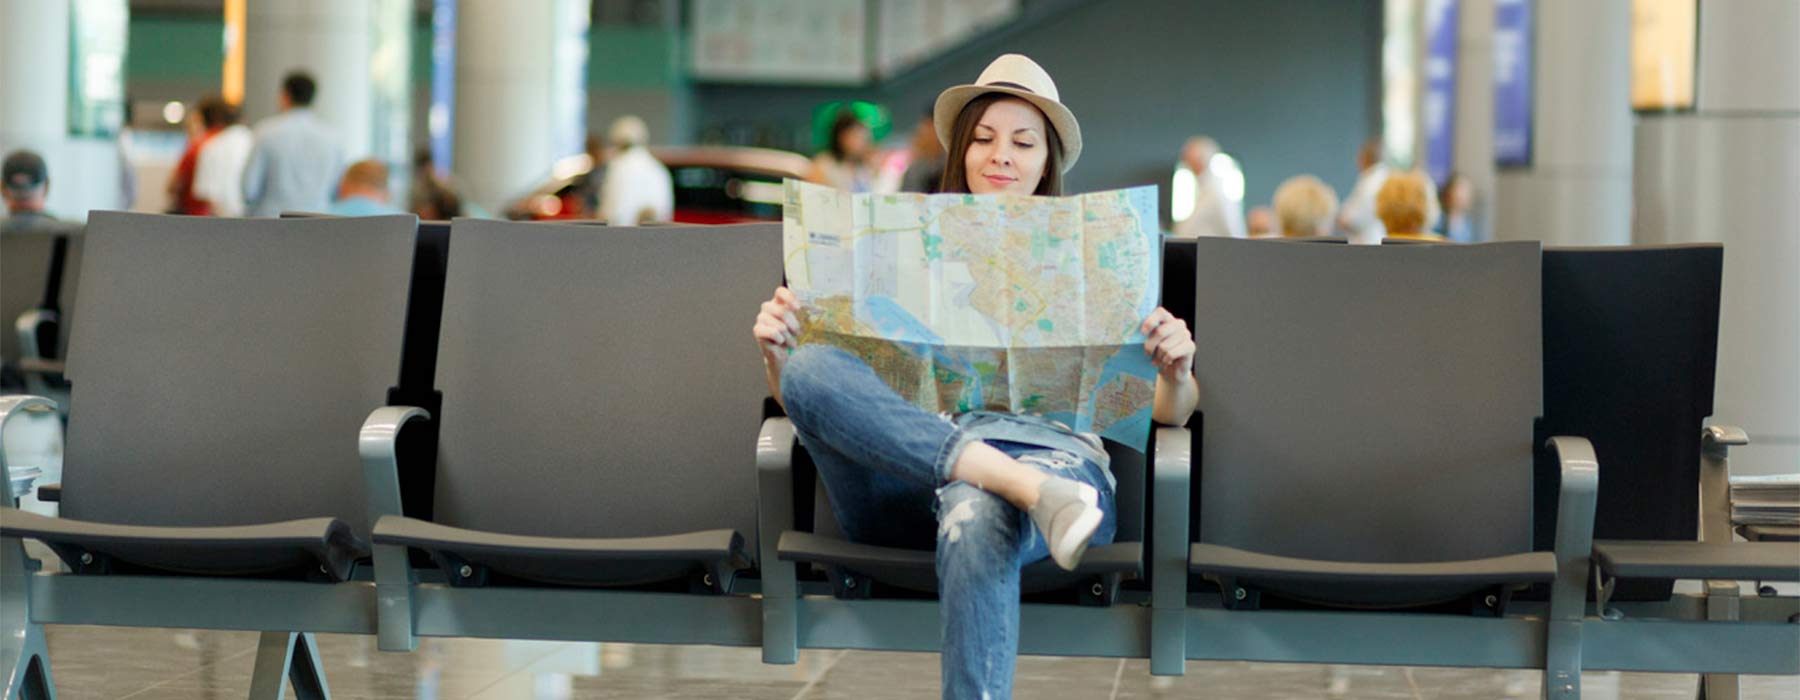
left=69, top=0, right=130, bottom=137
left=811, top=101, right=890, bottom=152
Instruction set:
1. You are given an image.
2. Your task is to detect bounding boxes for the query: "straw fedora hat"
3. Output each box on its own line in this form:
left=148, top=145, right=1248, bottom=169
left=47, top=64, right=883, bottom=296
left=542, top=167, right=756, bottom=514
left=933, top=54, right=1082, bottom=172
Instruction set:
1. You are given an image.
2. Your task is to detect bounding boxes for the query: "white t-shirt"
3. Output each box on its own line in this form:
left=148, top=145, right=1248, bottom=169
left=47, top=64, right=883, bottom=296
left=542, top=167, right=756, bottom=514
left=192, top=125, right=255, bottom=217
left=599, top=146, right=674, bottom=225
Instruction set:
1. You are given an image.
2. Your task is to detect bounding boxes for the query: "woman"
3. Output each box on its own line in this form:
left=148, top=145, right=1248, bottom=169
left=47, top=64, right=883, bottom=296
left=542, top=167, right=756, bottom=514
left=1437, top=172, right=1475, bottom=243
left=1271, top=174, right=1340, bottom=238
left=1374, top=170, right=1445, bottom=243
left=166, top=95, right=229, bottom=216
left=754, top=54, right=1199, bottom=699
left=807, top=109, right=881, bottom=193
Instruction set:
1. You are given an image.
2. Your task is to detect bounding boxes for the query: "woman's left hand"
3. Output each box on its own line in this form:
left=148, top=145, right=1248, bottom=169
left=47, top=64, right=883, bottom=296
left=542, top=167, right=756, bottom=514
left=1140, top=307, right=1195, bottom=380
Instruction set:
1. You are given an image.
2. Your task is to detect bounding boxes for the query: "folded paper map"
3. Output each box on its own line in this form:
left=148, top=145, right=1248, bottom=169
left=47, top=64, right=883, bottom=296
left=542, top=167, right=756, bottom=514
left=782, top=179, right=1162, bottom=449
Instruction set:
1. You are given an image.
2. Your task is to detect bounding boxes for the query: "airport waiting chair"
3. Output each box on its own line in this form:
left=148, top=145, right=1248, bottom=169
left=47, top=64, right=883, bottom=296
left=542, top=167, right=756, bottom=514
left=1155, top=240, right=1604, bottom=699
left=366, top=220, right=782, bottom=652
left=0, top=212, right=420, bottom=700
left=756, top=252, right=1191, bottom=664
left=1543, top=245, right=1799, bottom=698
left=279, top=213, right=450, bottom=524
left=0, top=223, right=80, bottom=404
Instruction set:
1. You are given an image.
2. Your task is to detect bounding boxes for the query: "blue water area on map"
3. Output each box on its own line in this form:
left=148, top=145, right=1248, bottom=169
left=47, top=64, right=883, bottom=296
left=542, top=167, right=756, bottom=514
left=1093, top=347, right=1158, bottom=450
left=860, top=295, right=941, bottom=346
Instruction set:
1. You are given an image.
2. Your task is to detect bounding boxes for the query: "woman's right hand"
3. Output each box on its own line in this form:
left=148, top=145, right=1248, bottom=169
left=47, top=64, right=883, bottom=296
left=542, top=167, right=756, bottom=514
left=753, top=286, right=802, bottom=362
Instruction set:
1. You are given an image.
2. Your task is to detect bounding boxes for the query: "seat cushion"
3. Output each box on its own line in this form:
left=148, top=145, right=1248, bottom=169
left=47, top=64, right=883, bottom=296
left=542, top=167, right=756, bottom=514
left=1190, top=542, right=1556, bottom=607
left=373, top=516, right=748, bottom=589
left=0, top=508, right=365, bottom=581
left=1594, top=540, right=1800, bottom=582
left=778, top=530, right=1141, bottom=594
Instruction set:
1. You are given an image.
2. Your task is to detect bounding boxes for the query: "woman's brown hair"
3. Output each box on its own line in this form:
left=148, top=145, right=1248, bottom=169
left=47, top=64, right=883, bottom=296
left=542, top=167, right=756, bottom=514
left=937, top=93, right=1064, bottom=196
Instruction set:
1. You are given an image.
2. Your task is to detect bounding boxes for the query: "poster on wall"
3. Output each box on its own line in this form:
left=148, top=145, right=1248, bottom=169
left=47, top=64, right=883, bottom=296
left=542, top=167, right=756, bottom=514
left=1493, top=0, right=1532, bottom=167
left=690, top=0, right=867, bottom=84
left=428, top=0, right=457, bottom=173
left=1423, top=0, right=1459, bottom=185
left=874, top=0, right=1018, bottom=79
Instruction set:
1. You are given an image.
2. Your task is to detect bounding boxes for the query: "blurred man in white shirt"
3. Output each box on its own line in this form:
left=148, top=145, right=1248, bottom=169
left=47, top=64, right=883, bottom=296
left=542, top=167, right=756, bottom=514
left=1171, top=136, right=1245, bottom=238
left=597, top=116, right=674, bottom=226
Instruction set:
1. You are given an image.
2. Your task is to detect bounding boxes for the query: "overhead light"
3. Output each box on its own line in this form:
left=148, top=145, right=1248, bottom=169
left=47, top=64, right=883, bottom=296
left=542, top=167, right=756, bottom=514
left=162, top=101, right=186, bottom=125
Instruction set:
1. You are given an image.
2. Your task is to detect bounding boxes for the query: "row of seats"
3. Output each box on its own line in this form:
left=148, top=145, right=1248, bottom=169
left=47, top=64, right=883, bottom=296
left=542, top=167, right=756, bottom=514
left=1, top=213, right=1795, bottom=700
left=0, top=223, right=80, bottom=406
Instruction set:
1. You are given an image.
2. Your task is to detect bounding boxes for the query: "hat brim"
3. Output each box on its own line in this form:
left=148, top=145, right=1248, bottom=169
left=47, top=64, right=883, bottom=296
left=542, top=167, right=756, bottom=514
left=934, top=84, right=1082, bottom=175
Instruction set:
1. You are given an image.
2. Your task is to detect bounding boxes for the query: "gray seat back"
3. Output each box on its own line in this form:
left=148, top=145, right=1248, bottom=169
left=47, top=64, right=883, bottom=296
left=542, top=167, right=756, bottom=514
left=60, top=213, right=416, bottom=531
left=1192, top=238, right=1541, bottom=562
left=433, top=220, right=780, bottom=554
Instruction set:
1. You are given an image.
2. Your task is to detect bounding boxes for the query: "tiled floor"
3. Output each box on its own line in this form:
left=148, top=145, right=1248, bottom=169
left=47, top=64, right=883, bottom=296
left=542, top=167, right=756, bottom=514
left=36, top=626, right=1800, bottom=700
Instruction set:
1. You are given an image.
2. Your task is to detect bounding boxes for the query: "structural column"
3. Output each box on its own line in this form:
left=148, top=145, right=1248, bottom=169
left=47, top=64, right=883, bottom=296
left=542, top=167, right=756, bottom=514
left=244, top=0, right=375, bottom=158
left=1634, top=0, right=1800, bottom=475
left=1492, top=0, right=1632, bottom=245
left=1449, top=0, right=1495, bottom=242
left=451, top=0, right=589, bottom=216
left=0, top=0, right=71, bottom=205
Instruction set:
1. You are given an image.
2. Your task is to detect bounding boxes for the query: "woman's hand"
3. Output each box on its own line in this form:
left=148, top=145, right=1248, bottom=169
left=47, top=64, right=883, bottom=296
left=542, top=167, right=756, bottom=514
left=1140, top=307, right=1195, bottom=380
left=753, top=286, right=802, bottom=362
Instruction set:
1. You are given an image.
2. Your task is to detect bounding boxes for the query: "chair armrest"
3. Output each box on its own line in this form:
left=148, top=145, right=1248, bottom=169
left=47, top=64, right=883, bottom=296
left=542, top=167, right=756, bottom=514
left=34, top=483, right=59, bottom=503
left=1149, top=425, right=1191, bottom=675
left=13, top=309, right=55, bottom=359
left=1700, top=424, right=1749, bottom=544
left=0, top=396, right=59, bottom=472
left=361, top=406, right=429, bottom=652
left=756, top=417, right=798, bottom=557
left=1703, top=425, right=1749, bottom=454
left=1151, top=425, right=1192, bottom=605
left=359, top=406, right=431, bottom=523
left=755, top=415, right=801, bottom=664
left=1546, top=436, right=1598, bottom=622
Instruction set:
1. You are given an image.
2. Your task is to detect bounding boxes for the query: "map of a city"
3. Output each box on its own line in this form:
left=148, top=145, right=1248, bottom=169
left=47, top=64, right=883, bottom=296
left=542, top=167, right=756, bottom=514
left=782, top=179, right=1162, bottom=448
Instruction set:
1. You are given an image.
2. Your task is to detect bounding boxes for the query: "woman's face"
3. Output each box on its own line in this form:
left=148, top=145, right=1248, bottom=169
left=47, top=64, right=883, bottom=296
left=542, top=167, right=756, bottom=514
left=963, top=98, right=1049, bottom=195
left=838, top=124, right=873, bottom=160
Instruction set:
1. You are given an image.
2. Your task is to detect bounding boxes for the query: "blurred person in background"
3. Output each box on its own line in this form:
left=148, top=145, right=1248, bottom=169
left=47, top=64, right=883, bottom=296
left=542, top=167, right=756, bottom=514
left=1340, top=139, right=1439, bottom=243
left=193, top=101, right=254, bottom=217
left=1271, top=174, right=1339, bottom=238
left=1246, top=206, right=1275, bottom=238
left=1171, top=135, right=1245, bottom=238
left=900, top=106, right=946, bottom=193
left=241, top=71, right=342, bottom=217
left=572, top=132, right=606, bottom=217
left=1373, top=170, right=1443, bottom=243
left=596, top=115, right=673, bottom=225
left=167, top=95, right=228, bottom=216
left=808, top=109, right=883, bottom=193
left=1437, top=172, right=1475, bottom=243
left=327, top=159, right=400, bottom=216
left=116, top=100, right=138, bottom=210
left=2, top=150, right=57, bottom=232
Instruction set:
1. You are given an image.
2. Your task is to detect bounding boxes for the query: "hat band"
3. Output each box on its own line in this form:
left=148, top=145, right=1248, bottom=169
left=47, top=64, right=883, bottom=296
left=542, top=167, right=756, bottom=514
left=983, top=81, right=1036, bottom=95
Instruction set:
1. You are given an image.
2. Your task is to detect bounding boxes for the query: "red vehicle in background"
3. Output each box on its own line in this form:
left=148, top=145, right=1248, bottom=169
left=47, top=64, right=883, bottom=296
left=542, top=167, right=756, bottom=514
left=509, top=145, right=810, bottom=224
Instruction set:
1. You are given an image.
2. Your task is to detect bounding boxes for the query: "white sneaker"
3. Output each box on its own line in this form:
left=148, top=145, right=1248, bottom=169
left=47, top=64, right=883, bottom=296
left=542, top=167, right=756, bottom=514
left=1029, top=478, right=1102, bottom=571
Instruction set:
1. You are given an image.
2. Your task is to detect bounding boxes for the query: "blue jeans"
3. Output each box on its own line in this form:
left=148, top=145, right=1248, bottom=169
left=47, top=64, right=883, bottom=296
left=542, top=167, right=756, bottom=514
left=780, top=345, right=1117, bottom=700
